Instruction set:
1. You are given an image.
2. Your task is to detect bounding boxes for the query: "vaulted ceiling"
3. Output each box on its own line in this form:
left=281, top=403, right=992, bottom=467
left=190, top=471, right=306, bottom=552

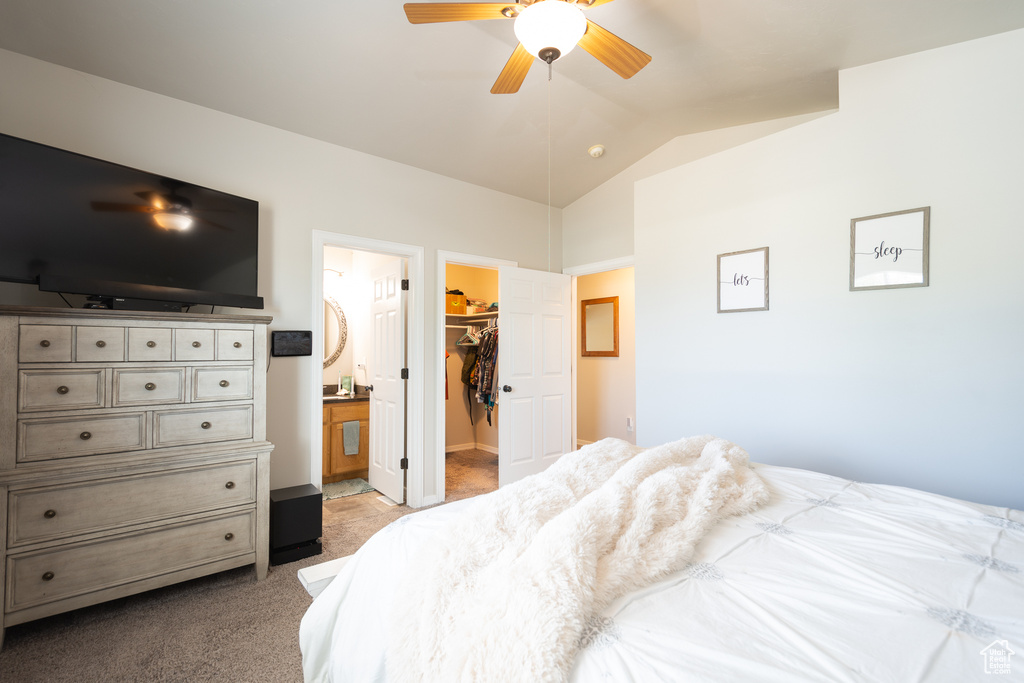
left=2, top=0, right=1023, bottom=207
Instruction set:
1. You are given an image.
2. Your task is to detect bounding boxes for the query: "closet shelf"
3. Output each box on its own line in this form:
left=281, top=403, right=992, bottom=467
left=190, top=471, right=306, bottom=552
left=446, top=311, right=496, bottom=347
left=445, top=311, right=498, bottom=324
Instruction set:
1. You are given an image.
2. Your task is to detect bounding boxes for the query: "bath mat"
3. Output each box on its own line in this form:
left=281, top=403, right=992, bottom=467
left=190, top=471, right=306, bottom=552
left=323, top=478, right=375, bottom=500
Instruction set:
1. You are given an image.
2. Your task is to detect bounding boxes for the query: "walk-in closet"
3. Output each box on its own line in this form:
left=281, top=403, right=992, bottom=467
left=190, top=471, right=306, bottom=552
left=443, top=263, right=499, bottom=497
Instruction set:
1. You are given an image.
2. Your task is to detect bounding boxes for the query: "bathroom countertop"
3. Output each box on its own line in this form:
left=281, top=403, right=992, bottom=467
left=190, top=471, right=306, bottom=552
left=322, top=393, right=370, bottom=403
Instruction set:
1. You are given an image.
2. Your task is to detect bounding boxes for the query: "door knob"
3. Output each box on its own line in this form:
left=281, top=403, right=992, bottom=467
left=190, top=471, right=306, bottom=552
left=367, top=384, right=374, bottom=392
left=502, top=385, right=512, bottom=392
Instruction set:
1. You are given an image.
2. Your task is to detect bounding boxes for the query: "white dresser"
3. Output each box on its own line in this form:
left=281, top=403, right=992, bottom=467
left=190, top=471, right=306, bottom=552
left=0, top=306, right=274, bottom=647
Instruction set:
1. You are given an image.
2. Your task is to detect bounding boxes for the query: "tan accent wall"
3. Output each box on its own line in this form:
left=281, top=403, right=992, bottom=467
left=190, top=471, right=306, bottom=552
left=576, top=267, right=635, bottom=445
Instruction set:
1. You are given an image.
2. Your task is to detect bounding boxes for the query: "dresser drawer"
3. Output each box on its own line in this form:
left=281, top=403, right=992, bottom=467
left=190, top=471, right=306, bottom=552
left=18, top=369, right=105, bottom=412
left=127, top=328, right=172, bottom=361
left=8, top=460, right=257, bottom=546
left=153, top=406, right=253, bottom=448
left=174, top=329, right=215, bottom=361
left=6, top=510, right=256, bottom=613
left=19, top=414, right=147, bottom=463
left=19, top=325, right=72, bottom=363
left=217, top=330, right=254, bottom=360
left=112, top=368, right=186, bottom=407
left=192, top=367, right=253, bottom=402
left=75, top=327, right=126, bottom=362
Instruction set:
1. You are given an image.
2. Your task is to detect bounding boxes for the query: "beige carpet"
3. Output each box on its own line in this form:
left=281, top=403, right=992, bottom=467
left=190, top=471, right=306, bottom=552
left=0, top=449, right=497, bottom=682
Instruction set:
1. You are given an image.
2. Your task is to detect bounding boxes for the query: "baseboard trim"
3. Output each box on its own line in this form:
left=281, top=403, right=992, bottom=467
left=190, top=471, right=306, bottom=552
left=445, top=442, right=498, bottom=455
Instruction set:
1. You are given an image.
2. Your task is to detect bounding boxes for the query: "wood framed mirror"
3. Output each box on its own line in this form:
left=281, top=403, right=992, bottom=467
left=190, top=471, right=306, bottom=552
left=581, top=296, right=619, bottom=357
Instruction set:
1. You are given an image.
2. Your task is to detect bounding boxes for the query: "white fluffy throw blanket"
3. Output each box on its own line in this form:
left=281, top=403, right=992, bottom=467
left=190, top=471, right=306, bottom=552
left=388, top=436, right=768, bottom=683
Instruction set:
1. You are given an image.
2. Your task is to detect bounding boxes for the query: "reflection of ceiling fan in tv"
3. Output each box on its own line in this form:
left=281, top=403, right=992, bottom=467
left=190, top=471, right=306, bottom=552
left=90, top=178, right=231, bottom=232
left=403, top=0, right=652, bottom=93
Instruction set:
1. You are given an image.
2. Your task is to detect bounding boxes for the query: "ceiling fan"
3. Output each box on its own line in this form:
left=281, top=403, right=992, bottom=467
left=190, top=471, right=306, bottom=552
left=403, top=0, right=652, bottom=94
left=90, top=179, right=230, bottom=232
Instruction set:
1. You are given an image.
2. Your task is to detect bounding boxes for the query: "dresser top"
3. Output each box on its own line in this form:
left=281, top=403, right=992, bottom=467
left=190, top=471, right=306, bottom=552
left=0, top=305, right=273, bottom=325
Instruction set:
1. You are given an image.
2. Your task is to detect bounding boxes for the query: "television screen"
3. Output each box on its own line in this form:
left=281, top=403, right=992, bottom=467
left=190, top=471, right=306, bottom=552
left=0, top=133, right=263, bottom=310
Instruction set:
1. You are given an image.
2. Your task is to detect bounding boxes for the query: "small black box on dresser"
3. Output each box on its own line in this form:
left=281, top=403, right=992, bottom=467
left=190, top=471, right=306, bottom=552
left=269, top=484, right=323, bottom=565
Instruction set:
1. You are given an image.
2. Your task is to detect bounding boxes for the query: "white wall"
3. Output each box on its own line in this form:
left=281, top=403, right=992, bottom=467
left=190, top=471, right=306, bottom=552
left=0, top=48, right=560, bottom=500
left=561, top=111, right=832, bottom=269
left=634, top=30, right=1024, bottom=509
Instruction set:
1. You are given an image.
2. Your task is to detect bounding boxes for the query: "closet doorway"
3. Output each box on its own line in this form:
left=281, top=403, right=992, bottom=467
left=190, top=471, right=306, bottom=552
left=440, top=258, right=505, bottom=501
left=435, top=251, right=573, bottom=502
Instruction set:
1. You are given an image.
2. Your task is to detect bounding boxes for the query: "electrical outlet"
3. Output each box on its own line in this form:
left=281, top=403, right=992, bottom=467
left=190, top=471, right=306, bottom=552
left=626, top=416, right=634, bottom=432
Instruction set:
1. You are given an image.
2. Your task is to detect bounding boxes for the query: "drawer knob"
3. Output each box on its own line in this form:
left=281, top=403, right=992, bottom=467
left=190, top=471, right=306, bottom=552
left=192, top=341, right=202, bottom=348
left=39, top=339, right=51, bottom=348
left=224, top=532, right=234, bottom=541
left=57, top=385, right=70, bottom=395
left=225, top=481, right=235, bottom=489
left=233, top=341, right=242, bottom=348
left=146, top=340, right=157, bottom=348
left=201, top=421, right=212, bottom=430
left=145, top=382, right=157, bottom=391
left=96, top=340, right=107, bottom=348
left=80, top=431, right=92, bottom=440
left=44, top=509, right=57, bottom=519
left=219, top=380, right=230, bottom=388
left=42, top=571, right=55, bottom=581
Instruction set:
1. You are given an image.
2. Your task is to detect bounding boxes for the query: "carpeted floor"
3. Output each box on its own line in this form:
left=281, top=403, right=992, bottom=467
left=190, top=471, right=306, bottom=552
left=0, top=448, right=497, bottom=682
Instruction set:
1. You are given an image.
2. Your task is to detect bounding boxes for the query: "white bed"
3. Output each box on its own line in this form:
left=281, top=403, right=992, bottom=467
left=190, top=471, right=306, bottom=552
left=300, top=439, right=1024, bottom=682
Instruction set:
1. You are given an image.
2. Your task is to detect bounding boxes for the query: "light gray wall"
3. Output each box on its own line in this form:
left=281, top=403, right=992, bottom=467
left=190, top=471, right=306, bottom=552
left=0, top=48, right=560, bottom=499
left=634, top=29, right=1024, bottom=509
left=561, top=111, right=831, bottom=269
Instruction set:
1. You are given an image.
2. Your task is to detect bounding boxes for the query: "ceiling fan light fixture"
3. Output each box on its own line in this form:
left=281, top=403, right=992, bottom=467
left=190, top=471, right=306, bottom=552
left=153, top=210, right=193, bottom=231
left=514, top=0, right=587, bottom=62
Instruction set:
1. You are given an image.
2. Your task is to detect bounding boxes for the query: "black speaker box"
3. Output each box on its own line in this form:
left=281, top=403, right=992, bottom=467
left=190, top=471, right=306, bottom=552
left=269, top=484, right=322, bottom=565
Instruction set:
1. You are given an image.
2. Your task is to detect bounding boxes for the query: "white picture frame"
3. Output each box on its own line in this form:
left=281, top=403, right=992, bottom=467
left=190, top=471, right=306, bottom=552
left=717, top=247, right=768, bottom=313
left=850, top=207, right=930, bottom=291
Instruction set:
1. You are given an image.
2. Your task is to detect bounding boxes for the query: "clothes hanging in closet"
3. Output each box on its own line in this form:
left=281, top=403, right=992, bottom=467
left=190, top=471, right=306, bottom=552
left=474, top=326, right=499, bottom=425
left=460, top=346, right=479, bottom=426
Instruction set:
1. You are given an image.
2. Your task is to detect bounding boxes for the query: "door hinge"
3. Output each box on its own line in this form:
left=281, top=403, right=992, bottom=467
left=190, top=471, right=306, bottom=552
left=401, top=368, right=409, bottom=380
left=400, top=457, right=409, bottom=470
left=401, top=279, right=409, bottom=291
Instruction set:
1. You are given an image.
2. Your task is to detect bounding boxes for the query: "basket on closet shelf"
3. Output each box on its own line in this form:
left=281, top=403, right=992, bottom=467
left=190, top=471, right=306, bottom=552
left=446, top=293, right=467, bottom=314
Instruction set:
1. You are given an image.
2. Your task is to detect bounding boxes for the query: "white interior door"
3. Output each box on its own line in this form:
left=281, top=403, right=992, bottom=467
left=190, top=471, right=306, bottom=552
left=368, top=259, right=406, bottom=503
left=497, top=266, right=572, bottom=486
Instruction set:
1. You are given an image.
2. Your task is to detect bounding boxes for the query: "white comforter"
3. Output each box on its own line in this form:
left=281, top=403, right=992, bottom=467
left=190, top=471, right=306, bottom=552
left=300, top=449, right=1024, bottom=682
left=389, top=436, right=767, bottom=682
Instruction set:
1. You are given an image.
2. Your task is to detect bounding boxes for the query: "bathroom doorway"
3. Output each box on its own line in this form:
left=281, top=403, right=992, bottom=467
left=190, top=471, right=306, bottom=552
left=311, top=231, right=425, bottom=507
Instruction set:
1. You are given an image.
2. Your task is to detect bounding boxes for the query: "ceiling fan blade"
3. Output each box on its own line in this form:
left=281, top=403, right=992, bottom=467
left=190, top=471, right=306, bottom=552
left=577, top=19, right=651, bottom=79
left=491, top=43, right=534, bottom=94
left=404, top=3, right=515, bottom=24
left=90, top=202, right=156, bottom=213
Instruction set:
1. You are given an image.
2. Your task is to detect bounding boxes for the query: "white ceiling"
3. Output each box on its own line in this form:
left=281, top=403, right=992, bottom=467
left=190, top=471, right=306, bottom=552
left=2, top=0, right=1024, bottom=207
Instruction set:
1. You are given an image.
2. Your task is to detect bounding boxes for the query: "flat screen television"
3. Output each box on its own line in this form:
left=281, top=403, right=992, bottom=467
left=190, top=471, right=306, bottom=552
left=0, top=132, right=263, bottom=311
